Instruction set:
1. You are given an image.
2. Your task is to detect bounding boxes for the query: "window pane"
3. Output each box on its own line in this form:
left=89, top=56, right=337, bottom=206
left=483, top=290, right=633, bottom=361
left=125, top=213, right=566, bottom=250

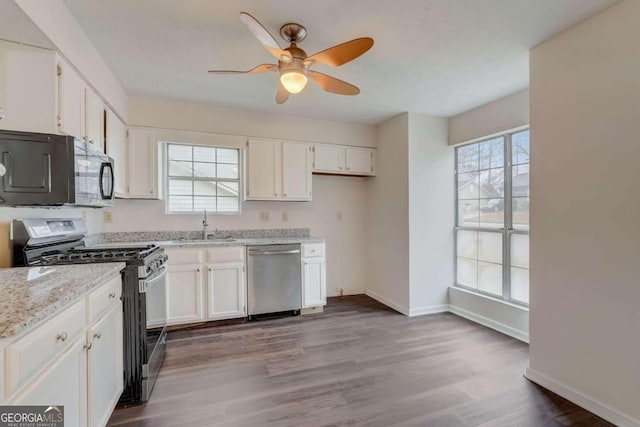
left=169, top=161, right=193, bottom=177
left=511, top=234, right=529, bottom=269
left=456, top=230, right=478, bottom=259
left=168, top=144, right=192, bottom=161
left=513, top=197, right=529, bottom=229
left=168, top=179, right=192, bottom=196
left=457, top=144, right=478, bottom=173
left=457, top=172, right=478, bottom=200
left=479, top=168, right=504, bottom=198
left=217, top=148, right=239, bottom=164
left=193, top=162, right=216, bottom=178
left=478, top=232, right=502, bottom=264
left=217, top=197, right=239, bottom=212
left=511, top=267, right=529, bottom=303
left=456, top=258, right=477, bottom=289
left=458, top=200, right=479, bottom=226
left=193, top=181, right=217, bottom=197
left=512, top=164, right=529, bottom=197
left=479, top=137, right=504, bottom=169
left=478, top=261, right=502, bottom=296
left=194, top=196, right=216, bottom=211
left=512, top=130, right=530, bottom=165
left=193, top=146, right=216, bottom=163
left=479, top=198, right=504, bottom=227
left=217, top=182, right=239, bottom=196
left=217, top=163, right=239, bottom=179
left=168, top=196, right=193, bottom=212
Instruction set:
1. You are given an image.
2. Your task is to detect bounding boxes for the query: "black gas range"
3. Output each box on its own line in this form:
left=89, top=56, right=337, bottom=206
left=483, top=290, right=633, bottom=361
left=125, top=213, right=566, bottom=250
left=11, top=218, right=167, bottom=406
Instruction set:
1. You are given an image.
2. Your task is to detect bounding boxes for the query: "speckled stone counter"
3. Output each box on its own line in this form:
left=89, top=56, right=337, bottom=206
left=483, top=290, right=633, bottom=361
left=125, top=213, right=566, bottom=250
left=0, top=263, right=125, bottom=339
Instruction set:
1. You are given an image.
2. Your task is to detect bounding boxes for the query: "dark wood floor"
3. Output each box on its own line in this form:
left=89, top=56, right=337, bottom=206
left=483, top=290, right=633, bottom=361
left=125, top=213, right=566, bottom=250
left=108, top=295, right=611, bottom=427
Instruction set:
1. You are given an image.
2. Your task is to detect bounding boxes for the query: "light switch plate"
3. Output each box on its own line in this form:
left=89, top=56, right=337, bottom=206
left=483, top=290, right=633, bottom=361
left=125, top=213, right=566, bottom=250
left=282, top=212, right=289, bottom=222
left=103, top=211, right=113, bottom=224
left=259, top=212, right=269, bottom=222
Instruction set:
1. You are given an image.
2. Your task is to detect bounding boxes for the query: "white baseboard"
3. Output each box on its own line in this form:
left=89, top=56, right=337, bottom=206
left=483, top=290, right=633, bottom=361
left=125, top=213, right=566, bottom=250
left=365, top=289, right=409, bottom=316
left=408, top=304, right=450, bottom=317
left=525, top=367, right=640, bottom=427
left=448, top=305, right=529, bottom=343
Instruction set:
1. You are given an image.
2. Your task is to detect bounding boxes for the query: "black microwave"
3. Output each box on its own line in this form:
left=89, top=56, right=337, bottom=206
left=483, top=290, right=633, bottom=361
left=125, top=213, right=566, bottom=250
left=0, top=130, right=115, bottom=207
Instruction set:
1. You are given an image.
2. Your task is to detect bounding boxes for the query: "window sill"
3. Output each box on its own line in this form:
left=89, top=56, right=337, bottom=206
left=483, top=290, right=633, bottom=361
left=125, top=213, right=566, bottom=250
left=450, top=285, right=529, bottom=312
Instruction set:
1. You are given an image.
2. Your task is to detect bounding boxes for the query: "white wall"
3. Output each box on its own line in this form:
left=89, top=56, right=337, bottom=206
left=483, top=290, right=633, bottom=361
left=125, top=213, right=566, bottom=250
left=15, top=0, right=128, bottom=119
left=365, top=113, right=410, bottom=312
left=407, top=113, right=453, bottom=315
left=107, top=97, right=377, bottom=297
left=527, top=1, right=640, bottom=425
left=448, top=88, right=529, bottom=146
left=0, top=207, right=103, bottom=267
left=129, top=96, right=376, bottom=148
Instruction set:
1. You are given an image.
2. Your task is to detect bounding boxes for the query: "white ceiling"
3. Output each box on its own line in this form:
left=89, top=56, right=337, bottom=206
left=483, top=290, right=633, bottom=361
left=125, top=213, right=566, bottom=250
left=61, top=0, right=617, bottom=125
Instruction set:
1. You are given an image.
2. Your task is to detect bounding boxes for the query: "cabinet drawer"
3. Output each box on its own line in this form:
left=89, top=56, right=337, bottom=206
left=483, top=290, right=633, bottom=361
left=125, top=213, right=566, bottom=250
left=206, top=246, right=244, bottom=263
left=87, top=274, right=122, bottom=324
left=5, top=299, right=86, bottom=397
left=302, top=243, right=325, bottom=258
left=166, top=248, right=203, bottom=264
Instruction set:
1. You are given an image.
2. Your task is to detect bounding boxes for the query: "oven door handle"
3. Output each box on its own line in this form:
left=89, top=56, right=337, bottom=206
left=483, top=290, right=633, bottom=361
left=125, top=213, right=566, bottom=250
left=139, top=264, right=168, bottom=293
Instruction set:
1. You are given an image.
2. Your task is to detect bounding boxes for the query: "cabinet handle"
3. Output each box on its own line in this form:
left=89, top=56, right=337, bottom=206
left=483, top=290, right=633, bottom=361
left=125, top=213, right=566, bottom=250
left=283, top=193, right=288, bottom=197
left=150, top=190, right=154, bottom=194
left=197, top=268, right=200, bottom=272
left=56, top=332, right=68, bottom=342
left=108, top=292, right=117, bottom=299
left=84, top=342, right=92, bottom=350
left=346, top=167, right=351, bottom=171
left=94, top=332, right=102, bottom=340
left=208, top=268, right=212, bottom=272
left=273, top=192, right=277, bottom=196
left=338, top=166, right=343, bottom=170
left=0, top=108, right=5, bottom=120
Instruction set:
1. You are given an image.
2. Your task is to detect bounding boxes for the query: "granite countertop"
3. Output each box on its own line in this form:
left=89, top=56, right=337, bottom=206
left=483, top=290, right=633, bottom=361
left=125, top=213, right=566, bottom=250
left=151, top=236, right=325, bottom=248
left=0, top=263, right=125, bottom=340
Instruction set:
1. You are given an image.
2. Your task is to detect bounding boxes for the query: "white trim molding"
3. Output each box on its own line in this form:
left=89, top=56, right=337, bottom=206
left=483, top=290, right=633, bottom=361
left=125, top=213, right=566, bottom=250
left=365, top=289, right=409, bottom=316
left=449, top=305, right=529, bottom=343
left=525, top=367, right=640, bottom=427
left=408, top=305, right=450, bottom=317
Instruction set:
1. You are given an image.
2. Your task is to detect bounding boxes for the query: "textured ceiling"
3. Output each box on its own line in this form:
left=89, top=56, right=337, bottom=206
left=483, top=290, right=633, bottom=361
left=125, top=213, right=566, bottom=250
left=61, top=0, right=617, bottom=124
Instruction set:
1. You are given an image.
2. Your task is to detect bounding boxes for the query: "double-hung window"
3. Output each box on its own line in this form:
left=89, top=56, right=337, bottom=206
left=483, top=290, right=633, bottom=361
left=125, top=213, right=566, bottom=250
left=455, top=129, right=530, bottom=304
left=166, top=143, right=241, bottom=214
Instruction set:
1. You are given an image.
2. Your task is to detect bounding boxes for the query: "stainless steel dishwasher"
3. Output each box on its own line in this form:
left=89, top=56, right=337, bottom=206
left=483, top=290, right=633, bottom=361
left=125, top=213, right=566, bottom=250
left=247, top=244, right=302, bottom=318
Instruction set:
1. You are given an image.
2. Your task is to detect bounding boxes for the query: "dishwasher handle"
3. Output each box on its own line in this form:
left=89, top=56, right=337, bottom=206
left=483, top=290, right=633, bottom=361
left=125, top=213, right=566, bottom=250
left=248, top=249, right=301, bottom=256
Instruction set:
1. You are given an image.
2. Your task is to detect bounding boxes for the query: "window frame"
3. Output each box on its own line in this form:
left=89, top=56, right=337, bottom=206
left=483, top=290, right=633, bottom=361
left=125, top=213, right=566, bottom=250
left=163, top=141, right=243, bottom=215
left=454, top=126, right=530, bottom=306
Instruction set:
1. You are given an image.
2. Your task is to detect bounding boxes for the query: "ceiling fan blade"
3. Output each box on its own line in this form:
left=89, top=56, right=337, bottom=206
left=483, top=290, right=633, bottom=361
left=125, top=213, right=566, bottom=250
left=306, top=37, right=374, bottom=67
left=208, top=64, right=277, bottom=74
left=310, top=71, right=360, bottom=95
left=276, top=83, right=290, bottom=104
left=240, top=12, right=292, bottom=61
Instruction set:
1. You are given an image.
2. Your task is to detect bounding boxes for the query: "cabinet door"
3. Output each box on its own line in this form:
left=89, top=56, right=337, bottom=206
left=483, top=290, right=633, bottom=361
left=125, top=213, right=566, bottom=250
left=206, top=262, right=246, bottom=320
left=167, top=264, right=203, bottom=325
left=313, top=144, right=345, bottom=173
left=246, top=139, right=281, bottom=200
left=345, top=147, right=374, bottom=175
left=57, top=58, right=85, bottom=139
left=84, top=88, right=104, bottom=152
left=105, top=109, right=127, bottom=197
left=10, top=338, right=87, bottom=427
left=87, top=302, right=123, bottom=427
left=302, top=258, right=326, bottom=308
left=127, top=128, right=159, bottom=199
left=0, top=41, right=57, bottom=134
left=282, top=142, right=312, bottom=200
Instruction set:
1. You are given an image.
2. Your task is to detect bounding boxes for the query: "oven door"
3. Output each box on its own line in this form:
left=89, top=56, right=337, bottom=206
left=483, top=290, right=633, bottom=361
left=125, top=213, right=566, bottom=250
left=141, top=263, right=167, bottom=401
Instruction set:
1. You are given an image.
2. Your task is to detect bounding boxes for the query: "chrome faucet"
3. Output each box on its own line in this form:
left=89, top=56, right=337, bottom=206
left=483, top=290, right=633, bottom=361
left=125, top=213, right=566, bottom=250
left=202, top=209, right=209, bottom=240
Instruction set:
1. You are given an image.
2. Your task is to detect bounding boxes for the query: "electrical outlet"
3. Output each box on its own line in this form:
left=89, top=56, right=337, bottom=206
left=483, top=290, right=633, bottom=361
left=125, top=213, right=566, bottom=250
left=259, top=212, right=269, bottom=222
left=336, top=212, right=343, bottom=221
left=103, top=211, right=113, bottom=224
left=282, top=212, right=289, bottom=222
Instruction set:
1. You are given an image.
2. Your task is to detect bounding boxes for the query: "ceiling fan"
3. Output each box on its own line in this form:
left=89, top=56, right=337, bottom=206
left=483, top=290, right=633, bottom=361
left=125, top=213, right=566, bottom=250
left=208, top=12, right=374, bottom=104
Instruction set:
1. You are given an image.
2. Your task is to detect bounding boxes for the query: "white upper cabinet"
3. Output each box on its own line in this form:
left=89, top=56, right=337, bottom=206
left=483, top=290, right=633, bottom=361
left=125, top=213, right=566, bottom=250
left=0, top=40, right=57, bottom=134
left=84, top=87, right=104, bottom=152
left=312, top=144, right=376, bottom=176
left=127, top=128, right=159, bottom=199
left=246, top=139, right=281, bottom=200
left=57, top=58, right=85, bottom=139
left=282, top=141, right=312, bottom=201
left=105, top=108, right=127, bottom=198
left=246, top=139, right=312, bottom=201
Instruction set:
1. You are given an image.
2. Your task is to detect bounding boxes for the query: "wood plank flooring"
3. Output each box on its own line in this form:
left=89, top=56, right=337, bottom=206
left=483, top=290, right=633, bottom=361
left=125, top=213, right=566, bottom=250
left=108, top=295, right=611, bottom=427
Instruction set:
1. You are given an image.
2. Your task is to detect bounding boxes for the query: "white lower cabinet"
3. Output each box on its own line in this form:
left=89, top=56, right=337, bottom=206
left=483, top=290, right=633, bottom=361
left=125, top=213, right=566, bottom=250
left=302, top=258, right=326, bottom=308
left=10, top=338, right=87, bottom=427
left=206, top=262, right=246, bottom=320
left=87, top=302, right=124, bottom=427
left=167, top=264, right=203, bottom=325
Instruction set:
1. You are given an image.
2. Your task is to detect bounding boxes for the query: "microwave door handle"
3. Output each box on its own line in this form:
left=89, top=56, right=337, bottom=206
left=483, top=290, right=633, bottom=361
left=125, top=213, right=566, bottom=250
left=106, top=163, right=115, bottom=199
left=99, top=162, right=108, bottom=200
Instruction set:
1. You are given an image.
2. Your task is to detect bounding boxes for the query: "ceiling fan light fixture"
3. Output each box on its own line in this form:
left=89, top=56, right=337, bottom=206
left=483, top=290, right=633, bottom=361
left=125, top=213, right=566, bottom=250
left=280, top=70, right=307, bottom=94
